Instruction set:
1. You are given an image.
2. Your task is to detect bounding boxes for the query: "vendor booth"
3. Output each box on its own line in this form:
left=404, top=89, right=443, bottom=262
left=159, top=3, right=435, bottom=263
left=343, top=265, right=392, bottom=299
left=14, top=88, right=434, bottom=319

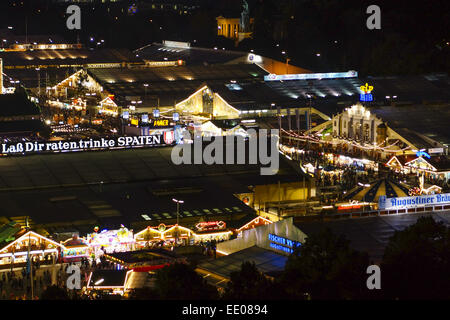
left=134, top=223, right=195, bottom=248
left=62, top=235, right=89, bottom=262
left=87, top=225, right=135, bottom=259
left=0, top=224, right=64, bottom=268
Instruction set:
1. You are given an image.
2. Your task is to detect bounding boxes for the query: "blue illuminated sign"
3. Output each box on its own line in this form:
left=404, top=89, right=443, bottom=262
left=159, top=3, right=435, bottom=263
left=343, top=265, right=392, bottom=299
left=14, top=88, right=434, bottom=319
left=415, top=150, right=431, bottom=159
left=268, top=233, right=301, bottom=254
left=270, top=242, right=294, bottom=254
left=379, top=193, right=450, bottom=210
left=153, top=109, right=160, bottom=118
left=360, top=93, right=373, bottom=102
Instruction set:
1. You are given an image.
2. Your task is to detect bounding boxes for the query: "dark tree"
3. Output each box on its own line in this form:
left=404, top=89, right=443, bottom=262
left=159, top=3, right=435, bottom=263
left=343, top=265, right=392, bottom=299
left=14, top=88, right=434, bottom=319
left=155, top=262, right=218, bottom=300
left=223, top=261, right=285, bottom=300
left=127, top=287, right=160, bottom=300
left=40, top=285, right=70, bottom=300
left=280, top=228, right=370, bottom=300
left=381, top=216, right=450, bottom=300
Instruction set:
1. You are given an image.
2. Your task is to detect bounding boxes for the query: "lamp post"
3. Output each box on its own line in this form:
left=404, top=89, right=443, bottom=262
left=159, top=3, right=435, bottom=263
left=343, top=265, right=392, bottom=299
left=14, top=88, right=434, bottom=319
left=143, top=83, right=148, bottom=100
left=36, top=68, right=41, bottom=97
left=172, top=198, right=184, bottom=245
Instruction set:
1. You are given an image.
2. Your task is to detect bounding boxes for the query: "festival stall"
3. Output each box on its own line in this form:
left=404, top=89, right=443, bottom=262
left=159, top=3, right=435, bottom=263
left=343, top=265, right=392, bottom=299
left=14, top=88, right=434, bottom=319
left=193, top=221, right=232, bottom=242
left=0, top=225, right=64, bottom=268
left=87, top=225, right=135, bottom=259
left=134, top=221, right=233, bottom=247
left=235, top=216, right=273, bottom=237
left=62, top=235, right=89, bottom=262
left=386, top=155, right=450, bottom=181
left=134, top=223, right=195, bottom=248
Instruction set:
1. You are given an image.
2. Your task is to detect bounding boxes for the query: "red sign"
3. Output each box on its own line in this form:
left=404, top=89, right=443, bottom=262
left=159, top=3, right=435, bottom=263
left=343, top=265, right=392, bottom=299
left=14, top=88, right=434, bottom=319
left=195, top=221, right=226, bottom=232
left=163, top=131, right=175, bottom=144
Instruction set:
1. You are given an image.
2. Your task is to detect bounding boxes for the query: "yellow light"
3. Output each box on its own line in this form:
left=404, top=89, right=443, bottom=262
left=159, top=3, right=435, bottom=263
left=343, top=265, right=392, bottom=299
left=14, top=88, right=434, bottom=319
left=360, top=83, right=373, bottom=94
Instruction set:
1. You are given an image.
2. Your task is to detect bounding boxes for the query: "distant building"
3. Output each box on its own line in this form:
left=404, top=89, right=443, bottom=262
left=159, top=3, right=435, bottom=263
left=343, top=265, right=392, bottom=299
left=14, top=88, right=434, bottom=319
left=216, top=0, right=254, bottom=45
left=310, top=102, right=450, bottom=159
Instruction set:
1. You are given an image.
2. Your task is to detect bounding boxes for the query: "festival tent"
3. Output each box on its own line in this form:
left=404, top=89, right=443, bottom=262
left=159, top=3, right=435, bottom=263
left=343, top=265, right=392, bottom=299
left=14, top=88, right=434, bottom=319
left=344, top=178, right=410, bottom=203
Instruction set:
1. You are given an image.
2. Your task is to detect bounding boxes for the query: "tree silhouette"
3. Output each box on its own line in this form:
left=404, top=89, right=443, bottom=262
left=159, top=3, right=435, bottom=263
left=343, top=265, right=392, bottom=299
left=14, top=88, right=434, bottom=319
left=381, top=216, right=450, bottom=300
left=155, top=262, right=218, bottom=300
left=40, top=285, right=70, bottom=300
left=224, top=261, right=285, bottom=300
left=280, top=228, right=370, bottom=300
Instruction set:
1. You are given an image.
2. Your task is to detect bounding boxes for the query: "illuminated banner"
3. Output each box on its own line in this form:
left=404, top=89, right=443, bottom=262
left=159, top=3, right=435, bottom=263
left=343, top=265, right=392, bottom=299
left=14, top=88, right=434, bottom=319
left=264, top=70, right=358, bottom=81
left=151, top=119, right=171, bottom=128
left=162, top=40, right=190, bottom=48
left=145, top=60, right=184, bottom=67
left=0, top=135, right=174, bottom=156
left=195, top=221, right=226, bottom=232
left=268, top=233, right=301, bottom=254
left=428, top=148, right=444, bottom=154
left=379, top=193, right=450, bottom=210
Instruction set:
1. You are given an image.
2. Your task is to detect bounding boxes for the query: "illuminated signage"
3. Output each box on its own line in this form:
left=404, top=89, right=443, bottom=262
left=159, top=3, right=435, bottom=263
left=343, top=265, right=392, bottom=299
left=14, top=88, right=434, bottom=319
left=153, top=109, right=160, bottom=118
left=360, top=93, right=373, bottom=101
left=359, top=83, right=374, bottom=102
left=146, top=61, right=183, bottom=67
left=152, top=119, right=170, bottom=127
left=173, top=113, right=180, bottom=121
left=162, top=40, right=191, bottom=49
left=0, top=135, right=174, bottom=156
left=264, top=70, right=358, bottom=81
left=379, top=193, right=450, bottom=210
left=248, top=54, right=262, bottom=63
left=195, top=221, right=226, bottom=232
left=86, top=63, right=123, bottom=69
left=428, top=148, right=444, bottom=154
left=268, top=233, right=301, bottom=254
left=415, top=150, right=431, bottom=159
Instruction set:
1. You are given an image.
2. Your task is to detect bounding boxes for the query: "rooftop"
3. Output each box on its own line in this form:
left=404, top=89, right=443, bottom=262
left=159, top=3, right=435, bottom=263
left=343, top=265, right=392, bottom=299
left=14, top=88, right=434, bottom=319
left=0, top=145, right=303, bottom=232
left=198, top=245, right=288, bottom=279
left=0, top=221, right=23, bottom=248
left=294, top=211, right=450, bottom=263
left=0, top=91, right=41, bottom=117
left=87, top=269, right=128, bottom=289
left=0, top=48, right=140, bottom=67
left=134, top=43, right=248, bottom=65
left=369, top=104, right=450, bottom=147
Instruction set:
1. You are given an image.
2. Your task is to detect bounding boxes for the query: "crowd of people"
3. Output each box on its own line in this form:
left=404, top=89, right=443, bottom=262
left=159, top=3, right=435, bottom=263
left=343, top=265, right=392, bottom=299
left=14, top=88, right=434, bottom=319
left=200, top=240, right=218, bottom=259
